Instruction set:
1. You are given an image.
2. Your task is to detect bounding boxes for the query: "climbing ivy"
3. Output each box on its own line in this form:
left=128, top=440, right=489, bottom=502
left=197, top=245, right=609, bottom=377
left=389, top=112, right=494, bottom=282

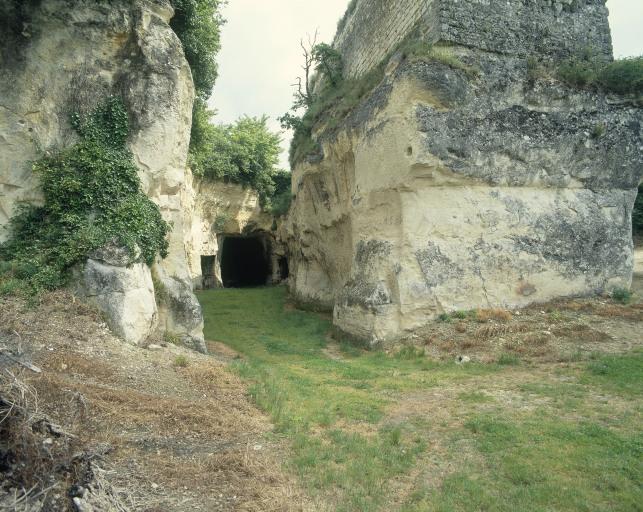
left=0, top=97, right=170, bottom=294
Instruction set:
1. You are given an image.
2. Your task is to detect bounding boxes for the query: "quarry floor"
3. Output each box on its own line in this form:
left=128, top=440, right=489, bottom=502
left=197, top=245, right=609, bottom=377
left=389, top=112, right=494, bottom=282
left=0, top=255, right=641, bottom=511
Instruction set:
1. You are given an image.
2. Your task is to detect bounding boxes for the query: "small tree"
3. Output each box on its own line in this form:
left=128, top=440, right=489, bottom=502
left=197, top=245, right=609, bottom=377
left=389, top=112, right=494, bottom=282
left=278, top=35, right=344, bottom=132
left=313, top=43, right=343, bottom=88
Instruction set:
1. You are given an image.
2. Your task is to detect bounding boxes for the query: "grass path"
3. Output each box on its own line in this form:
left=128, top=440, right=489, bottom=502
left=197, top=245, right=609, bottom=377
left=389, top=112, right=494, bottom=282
left=198, top=287, right=642, bottom=512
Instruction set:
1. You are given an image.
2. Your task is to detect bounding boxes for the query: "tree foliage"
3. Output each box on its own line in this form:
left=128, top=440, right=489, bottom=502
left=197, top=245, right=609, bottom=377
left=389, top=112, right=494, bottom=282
left=169, top=0, right=225, bottom=170
left=169, top=0, right=224, bottom=100
left=0, top=98, right=170, bottom=294
left=279, top=39, right=347, bottom=168
left=191, top=114, right=290, bottom=214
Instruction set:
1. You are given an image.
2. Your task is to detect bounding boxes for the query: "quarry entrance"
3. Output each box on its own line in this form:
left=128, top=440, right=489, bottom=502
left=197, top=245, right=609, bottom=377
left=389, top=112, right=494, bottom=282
left=220, top=234, right=271, bottom=288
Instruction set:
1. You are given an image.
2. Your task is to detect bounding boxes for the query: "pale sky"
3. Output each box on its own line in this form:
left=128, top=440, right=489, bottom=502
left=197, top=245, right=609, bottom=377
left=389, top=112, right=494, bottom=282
left=209, top=0, right=643, bottom=170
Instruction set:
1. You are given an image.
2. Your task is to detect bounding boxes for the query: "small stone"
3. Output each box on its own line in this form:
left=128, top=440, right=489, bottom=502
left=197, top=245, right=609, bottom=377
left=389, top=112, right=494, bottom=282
left=151, top=483, right=159, bottom=490
left=147, top=344, right=162, bottom=351
left=456, top=355, right=471, bottom=364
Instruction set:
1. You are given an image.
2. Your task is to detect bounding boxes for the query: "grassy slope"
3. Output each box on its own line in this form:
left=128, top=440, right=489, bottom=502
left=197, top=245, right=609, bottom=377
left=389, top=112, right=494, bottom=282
left=198, top=287, right=642, bottom=512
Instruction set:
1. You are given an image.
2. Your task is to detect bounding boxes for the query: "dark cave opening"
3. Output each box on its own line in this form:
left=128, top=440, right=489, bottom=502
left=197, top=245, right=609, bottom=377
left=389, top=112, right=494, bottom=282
left=220, top=236, right=270, bottom=288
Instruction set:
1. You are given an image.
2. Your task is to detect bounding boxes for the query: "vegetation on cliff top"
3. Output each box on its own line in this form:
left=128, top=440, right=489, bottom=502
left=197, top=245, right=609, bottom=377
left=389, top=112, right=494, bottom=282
left=557, top=54, right=643, bottom=99
left=281, top=39, right=476, bottom=168
left=190, top=114, right=291, bottom=216
left=0, top=97, right=170, bottom=295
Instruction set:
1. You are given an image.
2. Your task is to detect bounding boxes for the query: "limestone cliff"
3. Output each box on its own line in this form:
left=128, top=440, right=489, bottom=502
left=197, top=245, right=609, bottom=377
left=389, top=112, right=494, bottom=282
left=285, top=0, right=643, bottom=346
left=0, top=0, right=204, bottom=350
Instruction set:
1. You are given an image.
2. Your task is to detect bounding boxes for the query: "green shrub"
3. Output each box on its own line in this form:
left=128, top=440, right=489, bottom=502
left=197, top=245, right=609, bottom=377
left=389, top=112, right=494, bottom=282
left=437, top=313, right=452, bottom=323
left=169, top=0, right=225, bottom=180
left=0, top=97, right=170, bottom=294
left=163, top=331, right=181, bottom=345
left=497, top=353, right=520, bottom=366
left=611, top=287, right=633, bottom=305
left=597, top=57, right=643, bottom=96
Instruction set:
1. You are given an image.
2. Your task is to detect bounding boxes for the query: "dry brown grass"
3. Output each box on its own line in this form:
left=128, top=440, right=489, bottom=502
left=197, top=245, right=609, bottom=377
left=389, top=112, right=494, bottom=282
left=455, top=322, right=467, bottom=333
left=475, top=308, right=513, bottom=323
left=0, top=292, right=311, bottom=511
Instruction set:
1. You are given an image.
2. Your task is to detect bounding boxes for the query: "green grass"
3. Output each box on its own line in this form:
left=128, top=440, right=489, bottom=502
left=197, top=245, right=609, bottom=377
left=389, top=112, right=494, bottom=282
left=198, top=287, right=643, bottom=511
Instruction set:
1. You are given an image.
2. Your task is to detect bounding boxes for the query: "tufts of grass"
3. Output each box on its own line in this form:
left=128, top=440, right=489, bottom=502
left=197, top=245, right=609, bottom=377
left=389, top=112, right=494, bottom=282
left=173, top=355, right=189, bottom=368
left=163, top=331, right=181, bottom=345
left=0, top=276, right=22, bottom=296
left=583, top=351, right=643, bottom=396
left=497, top=353, right=520, bottom=366
left=476, top=308, right=513, bottom=323
left=395, top=345, right=425, bottom=360
left=457, top=391, right=494, bottom=403
left=558, top=54, right=643, bottom=99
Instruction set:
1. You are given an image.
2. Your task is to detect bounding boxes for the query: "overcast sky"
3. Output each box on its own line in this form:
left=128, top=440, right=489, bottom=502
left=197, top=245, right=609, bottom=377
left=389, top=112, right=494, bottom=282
left=209, top=0, right=643, bottom=170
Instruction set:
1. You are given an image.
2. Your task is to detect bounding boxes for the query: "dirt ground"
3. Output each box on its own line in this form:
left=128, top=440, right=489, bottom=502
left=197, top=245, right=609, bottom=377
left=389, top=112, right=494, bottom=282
left=0, top=292, right=310, bottom=511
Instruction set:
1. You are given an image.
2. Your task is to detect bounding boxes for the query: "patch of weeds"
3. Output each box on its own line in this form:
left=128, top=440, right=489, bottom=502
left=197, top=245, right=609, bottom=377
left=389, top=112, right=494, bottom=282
left=591, top=122, right=606, bottom=139
left=497, top=353, right=520, bottom=366
left=584, top=351, right=642, bottom=396
left=213, top=212, right=230, bottom=232
left=476, top=308, right=512, bottom=323
left=173, top=355, right=189, bottom=368
left=395, top=345, right=425, bottom=360
left=292, top=427, right=425, bottom=511
left=451, top=310, right=468, bottom=320
left=548, top=309, right=564, bottom=321
left=557, top=53, right=643, bottom=99
left=0, top=276, right=22, bottom=296
left=437, top=313, right=452, bottom=323
left=339, top=341, right=363, bottom=358
left=611, top=287, right=633, bottom=305
left=163, top=331, right=181, bottom=345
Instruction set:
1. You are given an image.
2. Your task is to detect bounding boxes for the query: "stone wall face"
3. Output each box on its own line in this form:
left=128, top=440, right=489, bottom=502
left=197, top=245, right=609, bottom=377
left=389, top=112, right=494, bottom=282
left=0, top=0, right=205, bottom=350
left=439, top=0, right=612, bottom=60
left=335, top=0, right=438, bottom=78
left=334, top=0, right=612, bottom=78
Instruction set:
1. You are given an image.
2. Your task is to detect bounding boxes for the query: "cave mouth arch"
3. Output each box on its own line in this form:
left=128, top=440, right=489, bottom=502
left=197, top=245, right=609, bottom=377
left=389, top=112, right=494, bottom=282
left=220, top=235, right=271, bottom=288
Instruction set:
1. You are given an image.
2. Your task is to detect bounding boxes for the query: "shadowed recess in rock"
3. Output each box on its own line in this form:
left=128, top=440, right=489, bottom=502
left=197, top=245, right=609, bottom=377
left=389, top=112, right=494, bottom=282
left=220, top=236, right=270, bottom=288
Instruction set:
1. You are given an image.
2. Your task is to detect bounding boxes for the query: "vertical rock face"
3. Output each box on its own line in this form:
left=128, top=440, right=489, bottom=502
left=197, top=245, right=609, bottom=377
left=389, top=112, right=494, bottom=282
left=0, top=0, right=204, bottom=349
left=286, top=0, right=643, bottom=346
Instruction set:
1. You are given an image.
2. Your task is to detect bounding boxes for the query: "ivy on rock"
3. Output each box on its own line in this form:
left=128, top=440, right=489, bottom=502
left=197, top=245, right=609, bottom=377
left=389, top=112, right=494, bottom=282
left=0, top=97, right=170, bottom=294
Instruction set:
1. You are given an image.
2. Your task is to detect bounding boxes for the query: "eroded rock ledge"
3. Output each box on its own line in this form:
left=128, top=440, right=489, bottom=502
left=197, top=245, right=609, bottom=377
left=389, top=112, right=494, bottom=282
left=285, top=0, right=643, bottom=346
